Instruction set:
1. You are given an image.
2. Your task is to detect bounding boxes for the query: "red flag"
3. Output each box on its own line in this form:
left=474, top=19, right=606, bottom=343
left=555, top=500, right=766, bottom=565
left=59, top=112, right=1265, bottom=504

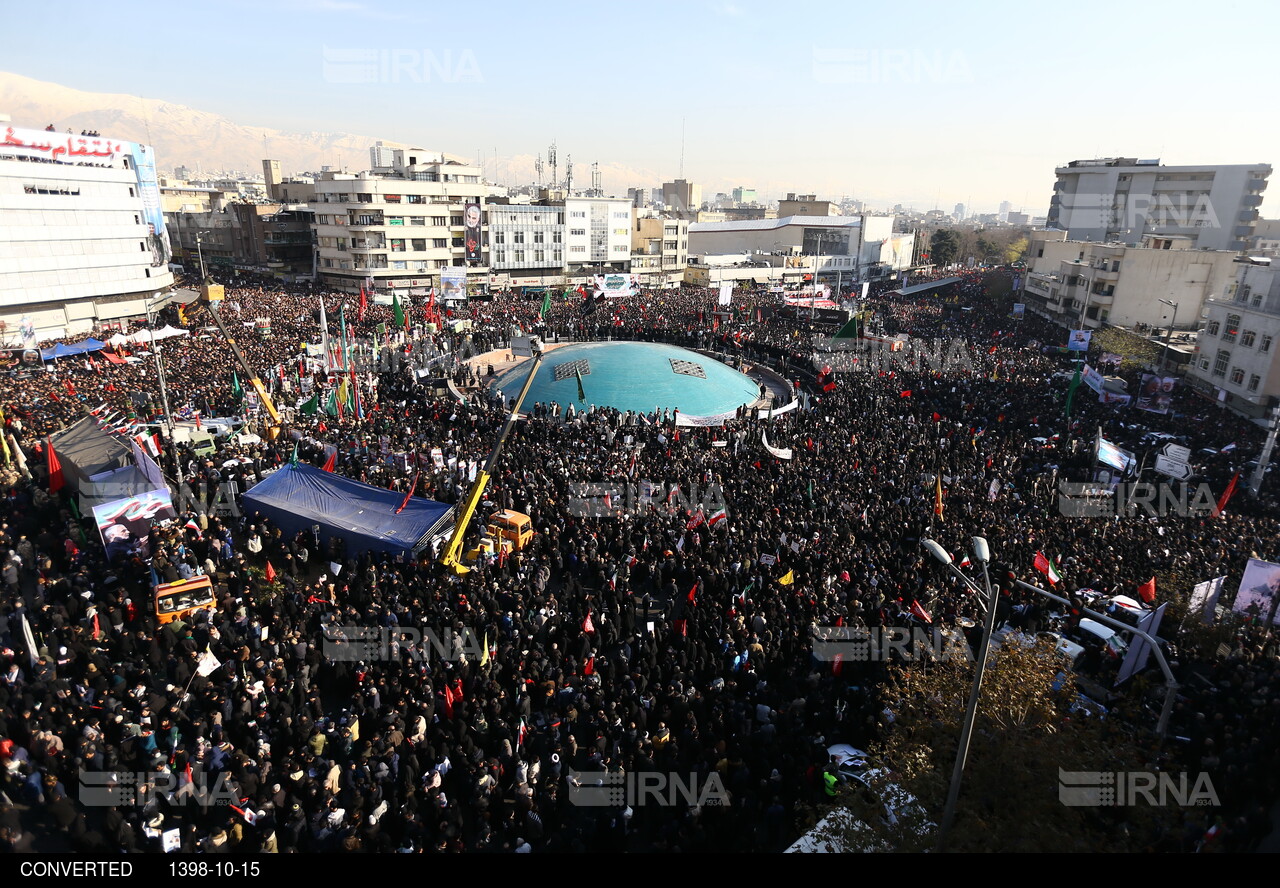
left=264, top=561, right=277, bottom=583
left=674, top=618, right=687, bottom=637
left=1212, top=473, right=1239, bottom=518
left=443, top=680, right=460, bottom=718
left=358, top=286, right=368, bottom=323
left=909, top=600, right=932, bottom=624
left=832, top=652, right=843, bottom=676
left=687, top=583, right=698, bottom=605
left=899, top=390, right=912, bottom=398
left=583, top=611, right=595, bottom=634
left=395, top=472, right=419, bottom=514
left=583, top=656, right=595, bottom=676
left=322, top=451, right=336, bottom=472
left=931, top=412, right=942, bottom=423
left=46, top=438, right=65, bottom=493
left=1138, top=576, right=1156, bottom=604
left=988, top=345, right=998, bottom=354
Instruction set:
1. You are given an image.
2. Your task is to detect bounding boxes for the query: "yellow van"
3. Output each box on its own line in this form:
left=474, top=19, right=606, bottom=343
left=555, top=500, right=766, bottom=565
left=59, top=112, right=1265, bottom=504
left=154, top=575, right=216, bottom=625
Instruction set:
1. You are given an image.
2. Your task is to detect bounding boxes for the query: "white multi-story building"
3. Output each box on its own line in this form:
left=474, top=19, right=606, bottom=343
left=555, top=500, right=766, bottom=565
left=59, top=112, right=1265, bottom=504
left=310, top=147, right=486, bottom=296
left=486, top=202, right=565, bottom=288
left=563, top=197, right=632, bottom=279
left=688, top=215, right=897, bottom=284
left=1046, top=158, right=1270, bottom=252
left=1186, top=258, right=1280, bottom=418
left=1021, top=235, right=1238, bottom=339
left=0, top=124, right=175, bottom=339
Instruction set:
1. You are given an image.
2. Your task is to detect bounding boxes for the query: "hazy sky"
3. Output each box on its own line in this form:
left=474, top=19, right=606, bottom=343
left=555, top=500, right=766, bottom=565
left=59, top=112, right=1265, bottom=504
left=6, top=0, right=1277, bottom=214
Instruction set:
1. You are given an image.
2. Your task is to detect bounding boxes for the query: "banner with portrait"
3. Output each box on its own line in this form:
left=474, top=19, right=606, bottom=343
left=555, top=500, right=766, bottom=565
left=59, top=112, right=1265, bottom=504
left=92, top=487, right=177, bottom=563
left=1136, top=374, right=1177, bottom=414
left=464, top=203, right=482, bottom=261
left=1234, top=558, right=1280, bottom=624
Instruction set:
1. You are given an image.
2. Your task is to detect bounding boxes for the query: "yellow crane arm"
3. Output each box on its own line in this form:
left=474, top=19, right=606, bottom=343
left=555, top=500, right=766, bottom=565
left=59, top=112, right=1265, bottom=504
left=439, top=347, right=544, bottom=573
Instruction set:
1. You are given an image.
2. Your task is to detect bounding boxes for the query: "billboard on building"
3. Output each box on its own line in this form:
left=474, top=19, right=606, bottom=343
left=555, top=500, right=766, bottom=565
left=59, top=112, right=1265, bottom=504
left=128, top=143, right=171, bottom=268
left=464, top=203, right=482, bottom=261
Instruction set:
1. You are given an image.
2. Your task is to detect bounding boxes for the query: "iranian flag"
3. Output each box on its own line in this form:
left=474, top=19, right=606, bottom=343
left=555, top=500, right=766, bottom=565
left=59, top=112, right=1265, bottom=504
left=1033, top=551, right=1061, bottom=585
left=708, top=508, right=728, bottom=527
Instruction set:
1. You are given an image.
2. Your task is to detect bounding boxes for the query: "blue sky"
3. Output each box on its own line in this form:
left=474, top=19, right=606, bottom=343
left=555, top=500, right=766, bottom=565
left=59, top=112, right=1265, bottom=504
left=6, top=0, right=1276, bottom=214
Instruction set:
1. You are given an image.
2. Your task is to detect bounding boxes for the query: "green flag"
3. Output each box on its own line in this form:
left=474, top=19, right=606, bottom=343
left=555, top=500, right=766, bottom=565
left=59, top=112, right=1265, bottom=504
left=290, top=442, right=299, bottom=466
left=300, top=392, right=319, bottom=416
left=393, top=292, right=405, bottom=328
left=376, top=321, right=387, bottom=338
left=540, top=291, right=552, bottom=319
left=325, top=388, right=339, bottom=417
left=1064, top=364, right=1083, bottom=419
left=833, top=316, right=860, bottom=340
left=231, top=372, right=243, bottom=401
left=575, top=368, right=586, bottom=403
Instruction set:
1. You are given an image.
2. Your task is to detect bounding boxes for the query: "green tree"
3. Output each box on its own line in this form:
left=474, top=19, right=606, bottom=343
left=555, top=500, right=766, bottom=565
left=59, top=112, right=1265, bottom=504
left=930, top=229, right=960, bottom=267
left=1005, top=236, right=1029, bottom=264
left=1090, top=325, right=1163, bottom=371
left=805, top=638, right=1180, bottom=852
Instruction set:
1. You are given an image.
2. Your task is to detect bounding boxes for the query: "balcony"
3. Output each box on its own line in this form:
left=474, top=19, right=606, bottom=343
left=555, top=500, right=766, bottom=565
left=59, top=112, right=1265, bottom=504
left=1234, top=226, right=1255, bottom=238
left=1246, top=177, right=1269, bottom=192
left=1243, top=194, right=1264, bottom=207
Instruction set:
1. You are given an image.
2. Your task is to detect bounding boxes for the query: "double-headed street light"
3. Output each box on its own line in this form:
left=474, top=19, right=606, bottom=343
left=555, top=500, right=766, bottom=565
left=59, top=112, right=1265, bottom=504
left=921, top=536, right=996, bottom=852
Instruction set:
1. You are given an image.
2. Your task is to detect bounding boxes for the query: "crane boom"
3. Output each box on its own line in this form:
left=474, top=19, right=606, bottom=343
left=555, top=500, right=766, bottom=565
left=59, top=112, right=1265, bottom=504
left=201, top=300, right=283, bottom=431
left=439, top=345, right=544, bottom=573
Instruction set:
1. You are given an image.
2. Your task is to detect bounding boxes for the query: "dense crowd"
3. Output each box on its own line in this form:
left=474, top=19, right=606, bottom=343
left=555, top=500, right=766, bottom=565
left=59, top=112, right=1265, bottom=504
left=0, top=267, right=1277, bottom=853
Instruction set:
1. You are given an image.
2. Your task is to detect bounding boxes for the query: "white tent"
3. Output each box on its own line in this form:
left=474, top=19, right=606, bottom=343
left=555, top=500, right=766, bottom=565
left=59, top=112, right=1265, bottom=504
left=126, top=325, right=188, bottom=344
left=107, top=333, right=130, bottom=347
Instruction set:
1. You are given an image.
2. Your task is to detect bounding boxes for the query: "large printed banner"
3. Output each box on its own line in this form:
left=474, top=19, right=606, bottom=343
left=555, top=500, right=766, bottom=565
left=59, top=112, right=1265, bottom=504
left=464, top=204, right=482, bottom=262
left=92, top=488, right=177, bottom=563
left=440, top=267, right=467, bottom=302
left=1234, top=558, right=1280, bottom=624
left=593, top=273, right=640, bottom=298
left=1136, top=374, right=1177, bottom=414
left=762, top=430, right=793, bottom=460
left=1067, top=330, right=1092, bottom=352
left=1188, top=576, right=1227, bottom=625
left=674, top=409, right=736, bottom=427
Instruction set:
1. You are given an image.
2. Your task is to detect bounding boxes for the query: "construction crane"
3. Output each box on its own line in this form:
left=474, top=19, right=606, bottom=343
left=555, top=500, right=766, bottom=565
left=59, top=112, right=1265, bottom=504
left=439, top=338, right=544, bottom=573
left=196, top=278, right=283, bottom=439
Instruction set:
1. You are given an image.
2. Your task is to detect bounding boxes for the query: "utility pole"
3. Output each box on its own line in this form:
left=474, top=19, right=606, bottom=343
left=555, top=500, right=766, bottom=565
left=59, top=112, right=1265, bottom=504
left=1249, top=404, right=1280, bottom=496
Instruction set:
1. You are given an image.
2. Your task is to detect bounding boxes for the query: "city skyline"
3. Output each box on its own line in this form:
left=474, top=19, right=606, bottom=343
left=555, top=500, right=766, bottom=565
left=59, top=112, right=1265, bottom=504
left=4, top=0, right=1277, bottom=217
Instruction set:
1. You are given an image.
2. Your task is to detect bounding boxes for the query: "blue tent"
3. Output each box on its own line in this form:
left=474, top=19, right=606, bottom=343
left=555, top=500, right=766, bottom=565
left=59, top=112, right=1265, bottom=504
left=40, top=338, right=107, bottom=361
left=242, top=463, right=452, bottom=557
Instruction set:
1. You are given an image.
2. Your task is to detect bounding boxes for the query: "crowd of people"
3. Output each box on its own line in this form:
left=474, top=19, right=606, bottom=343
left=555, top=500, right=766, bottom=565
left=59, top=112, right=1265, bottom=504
left=0, top=266, right=1277, bottom=853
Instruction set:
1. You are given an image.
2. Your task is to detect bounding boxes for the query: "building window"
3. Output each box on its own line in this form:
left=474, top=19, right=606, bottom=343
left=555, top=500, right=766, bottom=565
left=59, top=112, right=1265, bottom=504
left=1213, top=350, right=1230, bottom=377
left=534, top=250, right=545, bottom=262
left=1223, top=314, right=1240, bottom=343
left=1262, top=334, right=1274, bottom=353
left=1206, top=320, right=1220, bottom=337
left=1248, top=374, right=1261, bottom=392
left=570, top=228, right=586, bottom=236
left=553, top=232, right=562, bottom=244
left=1230, top=367, right=1245, bottom=386
left=450, top=215, right=463, bottom=226
left=411, top=239, right=426, bottom=251
left=1241, top=330, right=1256, bottom=348
left=494, top=232, right=505, bottom=245
left=433, top=238, right=448, bottom=248
left=1199, top=358, right=1210, bottom=371
left=533, top=232, right=544, bottom=244
left=570, top=245, right=586, bottom=253
left=410, top=217, right=426, bottom=225
left=431, top=217, right=447, bottom=226
left=514, top=232, right=525, bottom=244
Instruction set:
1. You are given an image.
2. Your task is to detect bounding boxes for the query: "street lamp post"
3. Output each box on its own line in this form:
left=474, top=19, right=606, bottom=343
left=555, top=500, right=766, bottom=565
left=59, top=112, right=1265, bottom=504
left=196, top=231, right=209, bottom=280
left=146, top=299, right=182, bottom=478
left=1159, top=298, right=1179, bottom=373
left=922, top=536, right=997, bottom=852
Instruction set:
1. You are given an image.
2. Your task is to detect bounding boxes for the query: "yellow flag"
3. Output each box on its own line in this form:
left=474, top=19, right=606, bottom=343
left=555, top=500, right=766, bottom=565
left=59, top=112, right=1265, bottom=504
left=480, top=631, right=490, bottom=666
left=778, top=569, right=795, bottom=586
left=0, top=406, right=9, bottom=465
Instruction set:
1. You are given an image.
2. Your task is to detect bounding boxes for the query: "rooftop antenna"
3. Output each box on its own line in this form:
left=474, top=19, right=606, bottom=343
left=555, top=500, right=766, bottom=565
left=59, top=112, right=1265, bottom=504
left=549, top=141, right=557, bottom=192
left=591, top=161, right=601, bottom=195
left=565, top=155, right=573, bottom=194
left=679, top=117, right=685, bottom=179
left=535, top=153, right=544, bottom=186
